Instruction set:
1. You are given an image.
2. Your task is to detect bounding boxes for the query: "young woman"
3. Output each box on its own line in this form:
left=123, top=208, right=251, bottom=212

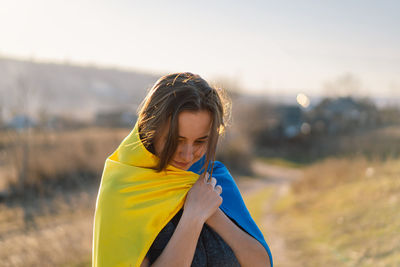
left=92, top=72, right=273, bottom=267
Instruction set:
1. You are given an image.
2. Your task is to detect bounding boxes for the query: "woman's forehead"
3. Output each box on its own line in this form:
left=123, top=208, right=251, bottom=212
left=177, top=110, right=212, bottom=139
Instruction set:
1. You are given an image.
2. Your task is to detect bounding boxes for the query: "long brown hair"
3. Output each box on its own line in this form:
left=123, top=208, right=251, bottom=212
left=137, top=72, right=231, bottom=179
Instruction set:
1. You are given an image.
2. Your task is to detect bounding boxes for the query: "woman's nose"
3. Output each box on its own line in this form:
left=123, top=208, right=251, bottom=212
left=179, top=144, right=194, bottom=162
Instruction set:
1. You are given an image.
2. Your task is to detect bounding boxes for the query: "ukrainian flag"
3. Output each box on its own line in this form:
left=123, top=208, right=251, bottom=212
left=92, top=121, right=273, bottom=266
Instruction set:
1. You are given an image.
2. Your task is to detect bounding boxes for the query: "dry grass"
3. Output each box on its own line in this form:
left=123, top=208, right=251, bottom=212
left=1, top=125, right=399, bottom=266
left=0, top=186, right=96, bottom=266
left=0, top=127, right=130, bottom=266
left=274, top=157, right=400, bottom=266
left=336, top=125, right=400, bottom=159
left=2, top=155, right=400, bottom=266
left=0, top=127, right=130, bottom=196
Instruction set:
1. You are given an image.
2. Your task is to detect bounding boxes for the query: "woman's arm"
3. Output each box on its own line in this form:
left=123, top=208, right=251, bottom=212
left=206, top=208, right=271, bottom=267
left=140, top=211, right=205, bottom=267
left=140, top=173, right=223, bottom=267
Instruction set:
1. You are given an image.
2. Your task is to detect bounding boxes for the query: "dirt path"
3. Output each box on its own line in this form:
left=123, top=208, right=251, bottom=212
left=238, top=159, right=303, bottom=267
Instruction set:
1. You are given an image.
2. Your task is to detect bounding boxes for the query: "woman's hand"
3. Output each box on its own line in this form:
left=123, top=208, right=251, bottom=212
left=183, top=172, right=223, bottom=223
left=143, top=173, right=222, bottom=267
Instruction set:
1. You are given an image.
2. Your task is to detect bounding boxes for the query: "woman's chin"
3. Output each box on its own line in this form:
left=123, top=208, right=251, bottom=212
left=172, top=160, right=192, bottom=170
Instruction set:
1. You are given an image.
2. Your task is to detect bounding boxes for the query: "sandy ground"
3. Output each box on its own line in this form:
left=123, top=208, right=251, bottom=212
left=237, top=159, right=303, bottom=267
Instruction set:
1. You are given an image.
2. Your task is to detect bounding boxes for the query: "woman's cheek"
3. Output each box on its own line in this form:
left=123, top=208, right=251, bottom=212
left=197, top=144, right=207, bottom=157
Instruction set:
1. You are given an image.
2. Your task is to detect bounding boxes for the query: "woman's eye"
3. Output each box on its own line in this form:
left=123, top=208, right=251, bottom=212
left=195, top=140, right=206, bottom=144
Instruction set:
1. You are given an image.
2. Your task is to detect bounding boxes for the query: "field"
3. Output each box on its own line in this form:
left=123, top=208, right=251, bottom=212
left=275, top=157, right=400, bottom=266
left=1, top=126, right=400, bottom=266
left=0, top=187, right=95, bottom=266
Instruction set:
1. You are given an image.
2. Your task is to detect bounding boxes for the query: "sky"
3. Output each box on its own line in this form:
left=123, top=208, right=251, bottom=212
left=1, top=0, right=399, bottom=98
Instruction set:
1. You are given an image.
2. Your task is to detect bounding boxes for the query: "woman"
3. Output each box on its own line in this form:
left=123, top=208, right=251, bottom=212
left=92, top=72, right=273, bottom=267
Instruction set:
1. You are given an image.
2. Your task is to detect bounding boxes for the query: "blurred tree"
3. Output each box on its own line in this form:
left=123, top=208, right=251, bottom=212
left=323, top=73, right=365, bottom=98
left=0, top=97, right=3, bottom=129
left=210, top=75, right=242, bottom=101
left=5, top=72, right=38, bottom=228
left=379, top=105, right=400, bottom=125
left=306, top=96, right=380, bottom=136
left=6, top=73, right=36, bottom=192
left=210, top=76, right=259, bottom=175
left=37, top=106, right=50, bottom=128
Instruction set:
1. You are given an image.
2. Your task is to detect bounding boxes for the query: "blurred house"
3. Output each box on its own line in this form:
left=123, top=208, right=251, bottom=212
left=252, top=96, right=382, bottom=146
left=277, top=105, right=304, bottom=138
left=253, top=104, right=307, bottom=146
left=94, top=109, right=137, bottom=128
left=43, top=115, right=89, bottom=130
left=5, top=114, right=37, bottom=130
left=307, top=96, right=380, bottom=135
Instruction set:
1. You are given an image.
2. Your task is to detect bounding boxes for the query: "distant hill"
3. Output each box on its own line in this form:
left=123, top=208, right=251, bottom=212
left=0, top=57, right=160, bottom=121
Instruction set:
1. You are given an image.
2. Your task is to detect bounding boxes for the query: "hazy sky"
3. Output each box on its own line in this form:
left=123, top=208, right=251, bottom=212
left=1, top=0, right=399, bottom=97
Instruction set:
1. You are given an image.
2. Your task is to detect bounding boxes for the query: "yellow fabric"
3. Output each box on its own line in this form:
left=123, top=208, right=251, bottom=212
left=92, top=121, right=199, bottom=267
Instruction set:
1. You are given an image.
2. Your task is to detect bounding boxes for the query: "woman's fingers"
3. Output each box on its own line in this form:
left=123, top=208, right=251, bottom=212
left=203, top=172, right=216, bottom=187
left=203, top=172, right=221, bottom=193
left=214, top=185, right=222, bottom=194
left=204, top=172, right=210, bottom=183
left=210, top=177, right=217, bottom=188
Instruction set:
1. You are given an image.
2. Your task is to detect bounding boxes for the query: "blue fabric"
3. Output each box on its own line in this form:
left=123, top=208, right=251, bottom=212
left=188, top=155, right=274, bottom=267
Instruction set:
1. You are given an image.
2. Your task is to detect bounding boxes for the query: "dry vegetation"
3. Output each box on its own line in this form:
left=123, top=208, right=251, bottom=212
left=317, top=125, right=400, bottom=159
left=273, top=156, right=400, bottom=266
left=0, top=127, right=130, bottom=197
left=0, top=187, right=96, bottom=266
left=0, top=125, right=255, bottom=197
left=0, top=127, right=131, bottom=266
left=1, top=125, right=400, bottom=266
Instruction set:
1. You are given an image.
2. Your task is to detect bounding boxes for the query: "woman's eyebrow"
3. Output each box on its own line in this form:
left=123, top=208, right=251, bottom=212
left=178, top=135, right=209, bottom=139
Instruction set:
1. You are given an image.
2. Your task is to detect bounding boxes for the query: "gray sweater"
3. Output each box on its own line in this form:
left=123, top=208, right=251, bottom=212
left=146, top=209, right=241, bottom=266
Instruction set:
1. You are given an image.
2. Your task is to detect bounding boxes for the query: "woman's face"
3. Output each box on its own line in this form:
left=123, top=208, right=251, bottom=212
left=154, top=110, right=211, bottom=171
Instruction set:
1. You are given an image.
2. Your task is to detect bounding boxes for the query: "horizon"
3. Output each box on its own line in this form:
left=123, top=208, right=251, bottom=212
left=3, top=54, right=400, bottom=97
left=2, top=54, right=400, bottom=111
